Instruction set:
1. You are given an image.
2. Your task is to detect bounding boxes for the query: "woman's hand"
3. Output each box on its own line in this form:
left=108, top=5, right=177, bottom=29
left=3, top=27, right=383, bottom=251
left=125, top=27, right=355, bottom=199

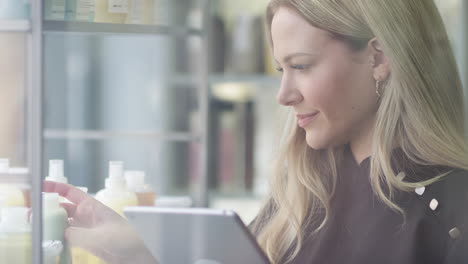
left=43, top=181, right=158, bottom=264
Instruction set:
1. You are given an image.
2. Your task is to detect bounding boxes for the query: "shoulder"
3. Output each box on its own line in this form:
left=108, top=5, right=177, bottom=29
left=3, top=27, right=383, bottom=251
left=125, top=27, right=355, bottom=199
left=415, top=169, right=468, bottom=229
left=416, top=169, right=468, bottom=263
left=429, top=169, right=468, bottom=217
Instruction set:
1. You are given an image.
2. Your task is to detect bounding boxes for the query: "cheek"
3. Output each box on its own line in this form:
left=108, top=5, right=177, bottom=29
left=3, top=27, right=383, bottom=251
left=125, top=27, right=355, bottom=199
left=299, top=66, right=350, bottom=117
left=299, top=61, right=376, bottom=140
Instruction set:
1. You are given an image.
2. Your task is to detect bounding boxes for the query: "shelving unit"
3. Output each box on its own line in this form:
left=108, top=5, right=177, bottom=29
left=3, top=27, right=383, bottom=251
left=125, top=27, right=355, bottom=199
left=210, top=74, right=280, bottom=86
left=43, top=20, right=203, bottom=36
left=39, top=1, right=211, bottom=201
left=173, top=74, right=280, bottom=87
left=27, top=1, right=212, bottom=263
left=44, top=129, right=200, bottom=142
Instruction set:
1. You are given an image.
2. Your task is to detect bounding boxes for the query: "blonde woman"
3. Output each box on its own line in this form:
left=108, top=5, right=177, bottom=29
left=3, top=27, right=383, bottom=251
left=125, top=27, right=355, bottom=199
left=44, top=0, right=468, bottom=263
left=248, top=0, right=468, bottom=263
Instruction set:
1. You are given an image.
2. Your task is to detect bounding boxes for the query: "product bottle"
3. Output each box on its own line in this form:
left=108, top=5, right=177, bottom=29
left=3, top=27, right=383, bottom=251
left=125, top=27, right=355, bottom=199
left=66, top=0, right=95, bottom=21
left=96, top=161, right=138, bottom=215
left=0, top=159, right=26, bottom=208
left=0, top=207, right=32, bottom=264
left=124, top=170, right=156, bottom=206
left=125, top=0, right=153, bottom=24
left=45, top=0, right=66, bottom=20
left=64, top=0, right=76, bottom=20
left=43, top=192, right=68, bottom=264
left=8, top=167, right=31, bottom=208
left=0, top=185, right=26, bottom=208
left=46, top=160, right=68, bottom=184
left=94, top=0, right=128, bottom=23
left=45, top=160, right=72, bottom=205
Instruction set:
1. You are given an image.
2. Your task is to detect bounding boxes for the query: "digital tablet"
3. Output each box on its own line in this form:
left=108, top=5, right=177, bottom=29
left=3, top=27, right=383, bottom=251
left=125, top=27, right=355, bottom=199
left=124, top=207, right=270, bottom=264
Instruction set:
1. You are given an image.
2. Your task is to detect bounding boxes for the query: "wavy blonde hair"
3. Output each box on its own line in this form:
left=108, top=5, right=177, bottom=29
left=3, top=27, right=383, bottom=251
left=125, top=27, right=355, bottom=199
left=250, top=0, right=468, bottom=263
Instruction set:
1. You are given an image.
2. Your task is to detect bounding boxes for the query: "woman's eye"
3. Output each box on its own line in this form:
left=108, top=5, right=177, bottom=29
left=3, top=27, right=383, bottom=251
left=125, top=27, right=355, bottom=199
left=291, top=64, right=310, bottom=70
left=275, top=67, right=284, bottom=73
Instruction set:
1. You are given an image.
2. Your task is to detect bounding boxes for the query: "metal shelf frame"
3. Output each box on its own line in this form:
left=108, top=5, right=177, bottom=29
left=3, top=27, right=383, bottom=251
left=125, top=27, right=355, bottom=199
left=29, top=0, right=43, bottom=263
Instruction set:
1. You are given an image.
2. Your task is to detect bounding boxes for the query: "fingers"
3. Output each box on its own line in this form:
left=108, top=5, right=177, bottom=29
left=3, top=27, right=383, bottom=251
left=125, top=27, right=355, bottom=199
left=60, top=202, right=77, bottom=218
left=43, top=181, right=89, bottom=205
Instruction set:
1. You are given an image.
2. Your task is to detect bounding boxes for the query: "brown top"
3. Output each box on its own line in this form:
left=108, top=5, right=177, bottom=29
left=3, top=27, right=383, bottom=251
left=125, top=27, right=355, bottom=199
left=253, top=145, right=468, bottom=264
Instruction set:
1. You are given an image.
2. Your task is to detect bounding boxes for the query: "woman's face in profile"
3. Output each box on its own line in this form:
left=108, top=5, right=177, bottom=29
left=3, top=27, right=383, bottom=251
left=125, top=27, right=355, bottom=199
left=271, top=7, right=379, bottom=149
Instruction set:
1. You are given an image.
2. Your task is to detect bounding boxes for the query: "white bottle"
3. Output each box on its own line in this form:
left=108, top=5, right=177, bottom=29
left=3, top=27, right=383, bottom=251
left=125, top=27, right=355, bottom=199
left=45, top=160, right=73, bottom=205
left=46, top=160, right=68, bottom=184
left=0, top=207, right=32, bottom=264
left=8, top=167, right=31, bottom=207
left=43, top=192, right=68, bottom=264
left=0, top=159, right=26, bottom=208
left=124, top=170, right=155, bottom=206
left=96, top=161, right=138, bottom=215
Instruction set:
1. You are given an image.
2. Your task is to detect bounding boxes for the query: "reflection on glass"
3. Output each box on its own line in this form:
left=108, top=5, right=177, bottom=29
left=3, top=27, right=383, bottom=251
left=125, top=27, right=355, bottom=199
left=0, top=32, right=30, bottom=264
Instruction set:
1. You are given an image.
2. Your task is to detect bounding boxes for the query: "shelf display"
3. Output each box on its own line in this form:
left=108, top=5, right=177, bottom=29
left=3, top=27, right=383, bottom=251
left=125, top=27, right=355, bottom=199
left=44, top=0, right=177, bottom=26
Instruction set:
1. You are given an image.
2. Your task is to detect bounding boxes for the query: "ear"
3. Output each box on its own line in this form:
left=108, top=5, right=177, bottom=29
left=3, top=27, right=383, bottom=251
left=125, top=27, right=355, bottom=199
left=368, top=37, right=391, bottom=81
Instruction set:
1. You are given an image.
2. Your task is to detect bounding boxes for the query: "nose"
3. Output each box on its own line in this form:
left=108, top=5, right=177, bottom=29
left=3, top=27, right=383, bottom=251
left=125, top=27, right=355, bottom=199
left=276, top=76, right=303, bottom=106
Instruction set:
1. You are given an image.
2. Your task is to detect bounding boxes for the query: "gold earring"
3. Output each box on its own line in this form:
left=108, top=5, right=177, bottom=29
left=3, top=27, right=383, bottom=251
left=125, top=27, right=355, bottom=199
left=376, top=80, right=382, bottom=97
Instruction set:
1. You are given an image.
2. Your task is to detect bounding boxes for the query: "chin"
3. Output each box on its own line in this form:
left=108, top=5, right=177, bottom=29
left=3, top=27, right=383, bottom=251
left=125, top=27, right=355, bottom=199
left=305, top=132, right=329, bottom=150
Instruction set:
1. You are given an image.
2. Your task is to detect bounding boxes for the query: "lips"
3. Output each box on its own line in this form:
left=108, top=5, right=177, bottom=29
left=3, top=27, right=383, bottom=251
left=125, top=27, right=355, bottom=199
left=297, top=112, right=319, bottom=128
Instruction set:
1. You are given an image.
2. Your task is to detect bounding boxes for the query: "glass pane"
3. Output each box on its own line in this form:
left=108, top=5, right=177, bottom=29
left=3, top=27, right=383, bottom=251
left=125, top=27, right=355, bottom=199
left=0, top=33, right=31, bottom=264
left=42, top=2, right=205, bottom=262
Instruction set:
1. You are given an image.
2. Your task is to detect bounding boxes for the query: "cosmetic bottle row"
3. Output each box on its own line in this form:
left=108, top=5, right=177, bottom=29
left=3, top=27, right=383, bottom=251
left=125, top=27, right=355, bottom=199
left=0, top=194, right=69, bottom=264
left=0, top=158, right=156, bottom=263
left=44, top=159, right=156, bottom=211
left=45, top=0, right=171, bottom=25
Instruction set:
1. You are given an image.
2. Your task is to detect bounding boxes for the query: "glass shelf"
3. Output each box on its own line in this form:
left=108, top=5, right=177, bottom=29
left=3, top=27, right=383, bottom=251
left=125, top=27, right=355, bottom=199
left=210, top=74, right=280, bottom=86
left=0, top=19, right=31, bottom=32
left=43, top=20, right=203, bottom=37
left=44, top=129, right=200, bottom=142
left=172, top=74, right=280, bottom=86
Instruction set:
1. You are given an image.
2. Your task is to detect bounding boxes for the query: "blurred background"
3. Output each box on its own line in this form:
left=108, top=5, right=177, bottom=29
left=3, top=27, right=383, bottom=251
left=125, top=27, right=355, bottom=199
left=0, top=0, right=464, bottom=235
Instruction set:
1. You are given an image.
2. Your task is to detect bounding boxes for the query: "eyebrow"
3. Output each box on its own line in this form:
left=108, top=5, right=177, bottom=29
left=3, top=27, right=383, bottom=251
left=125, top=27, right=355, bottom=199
left=274, top=52, right=315, bottom=64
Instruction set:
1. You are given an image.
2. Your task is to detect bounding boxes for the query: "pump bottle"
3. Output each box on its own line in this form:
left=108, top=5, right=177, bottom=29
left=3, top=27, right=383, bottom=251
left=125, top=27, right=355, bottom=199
left=96, top=161, right=138, bottom=215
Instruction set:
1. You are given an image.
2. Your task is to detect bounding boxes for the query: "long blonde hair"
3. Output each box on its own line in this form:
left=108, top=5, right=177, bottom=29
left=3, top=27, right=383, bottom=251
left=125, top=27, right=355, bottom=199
left=251, top=0, right=468, bottom=263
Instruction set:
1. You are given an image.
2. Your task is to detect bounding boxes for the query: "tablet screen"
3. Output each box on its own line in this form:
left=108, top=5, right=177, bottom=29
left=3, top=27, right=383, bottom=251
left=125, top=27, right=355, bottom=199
left=124, top=207, right=270, bottom=264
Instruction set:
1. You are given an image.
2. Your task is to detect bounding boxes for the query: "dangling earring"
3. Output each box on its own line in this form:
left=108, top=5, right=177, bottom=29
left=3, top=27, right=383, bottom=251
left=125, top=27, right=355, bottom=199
left=376, top=80, right=382, bottom=98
